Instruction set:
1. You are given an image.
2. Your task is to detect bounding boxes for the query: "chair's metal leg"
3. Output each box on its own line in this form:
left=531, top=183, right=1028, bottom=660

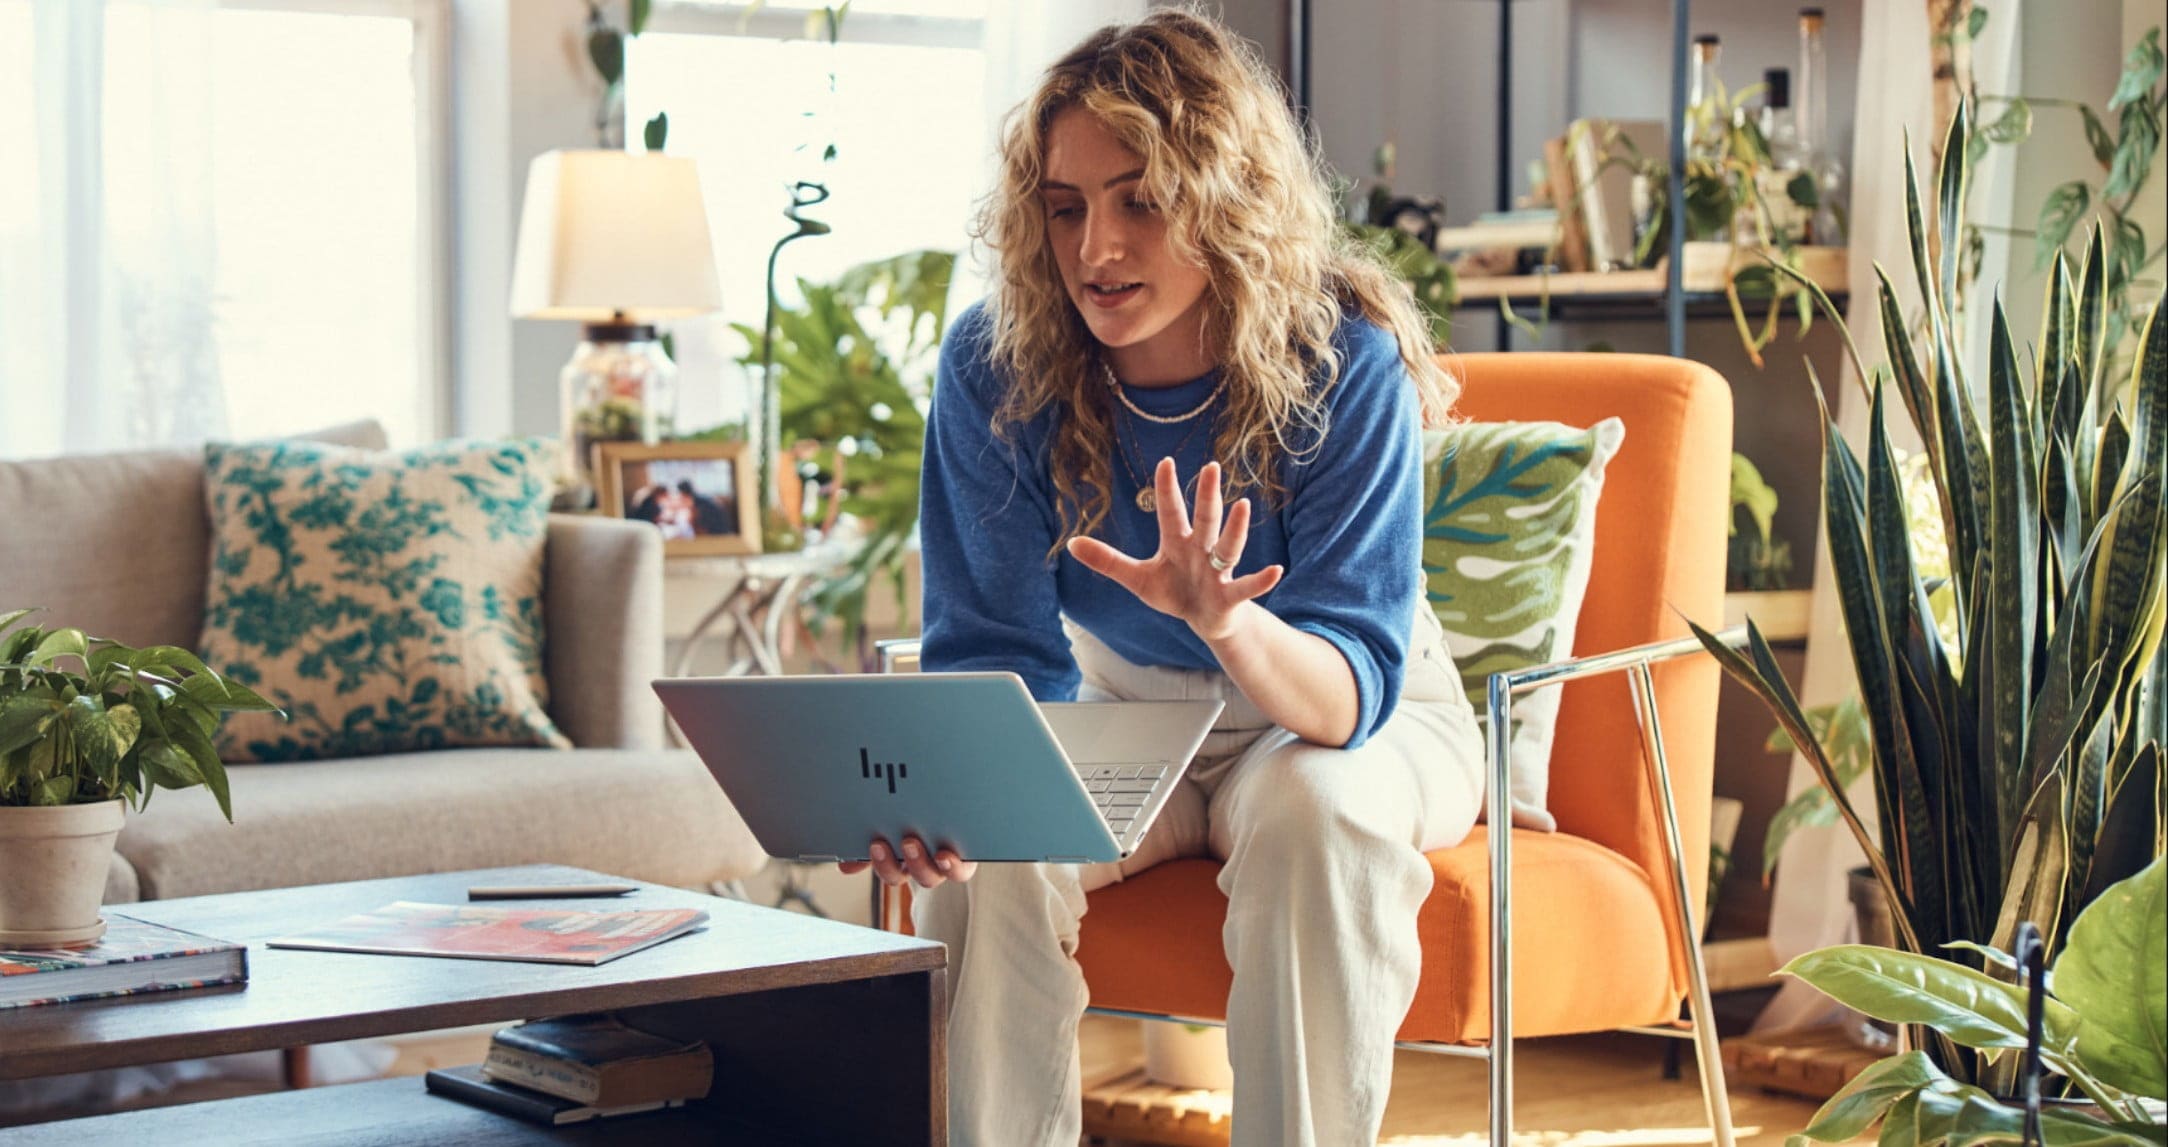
left=1486, top=673, right=1516, bottom=1145
left=1628, top=664, right=1736, bottom=1147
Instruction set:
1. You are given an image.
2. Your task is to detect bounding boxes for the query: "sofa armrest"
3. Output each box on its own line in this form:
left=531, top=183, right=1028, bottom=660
left=545, top=514, right=665, bottom=750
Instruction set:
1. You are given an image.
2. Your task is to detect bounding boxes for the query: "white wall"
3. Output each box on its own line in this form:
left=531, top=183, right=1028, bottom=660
left=451, top=0, right=597, bottom=440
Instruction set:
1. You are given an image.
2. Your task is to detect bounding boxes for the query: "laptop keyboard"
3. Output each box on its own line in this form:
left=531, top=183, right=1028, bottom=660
left=1078, top=762, right=1170, bottom=839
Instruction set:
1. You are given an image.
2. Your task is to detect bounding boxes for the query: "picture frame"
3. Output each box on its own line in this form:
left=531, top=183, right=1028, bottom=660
left=593, top=440, right=760, bottom=557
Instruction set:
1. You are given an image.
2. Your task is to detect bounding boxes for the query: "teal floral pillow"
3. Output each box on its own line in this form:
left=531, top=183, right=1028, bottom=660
left=1422, top=417, right=1625, bottom=831
left=199, top=438, right=572, bottom=762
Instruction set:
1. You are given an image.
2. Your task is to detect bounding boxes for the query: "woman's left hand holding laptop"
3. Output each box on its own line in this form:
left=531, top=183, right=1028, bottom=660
left=841, top=835, right=979, bottom=887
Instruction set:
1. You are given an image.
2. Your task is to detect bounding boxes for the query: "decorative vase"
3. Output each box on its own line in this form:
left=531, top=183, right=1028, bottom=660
left=1846, top=865, right=1900, bottom=1052
left=556, top=323, right=678, bottom=512
left=1142, top=1022, right=1233, bottom=1091
left=0, top=799, right=125, bottom=948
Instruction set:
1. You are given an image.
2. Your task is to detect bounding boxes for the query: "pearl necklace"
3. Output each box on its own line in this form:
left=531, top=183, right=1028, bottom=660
left=1101, top=360, right=1224, bottom=425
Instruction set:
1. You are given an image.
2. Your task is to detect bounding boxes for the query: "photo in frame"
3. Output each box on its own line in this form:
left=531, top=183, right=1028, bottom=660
left=594, top=440, right=760, bottom=557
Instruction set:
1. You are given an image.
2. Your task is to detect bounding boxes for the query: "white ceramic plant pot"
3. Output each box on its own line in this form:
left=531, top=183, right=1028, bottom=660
left=0, top=799, right=124, bottom=948
left=1142, top=1022, right=1233, bottom=1091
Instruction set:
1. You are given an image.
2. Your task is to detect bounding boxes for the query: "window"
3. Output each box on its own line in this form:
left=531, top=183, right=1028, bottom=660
left=197, top=2, right=444, bottom=446
left=625, top=3, right=986, bottom=433
left=0, top=0, right=444, bottom=455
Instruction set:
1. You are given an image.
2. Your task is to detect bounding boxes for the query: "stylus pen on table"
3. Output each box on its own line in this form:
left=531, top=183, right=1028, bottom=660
left=466, top=884, right=639, bottom=900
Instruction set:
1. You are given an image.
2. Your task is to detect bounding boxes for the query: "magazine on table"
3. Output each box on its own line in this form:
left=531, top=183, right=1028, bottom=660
left=265, top=901, right=708, bottom=966
left=0, top=914, right=247, bottom=1009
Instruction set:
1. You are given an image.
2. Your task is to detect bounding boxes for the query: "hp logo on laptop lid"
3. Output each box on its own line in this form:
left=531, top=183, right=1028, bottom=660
left=861, top=748, right=907, bottom=793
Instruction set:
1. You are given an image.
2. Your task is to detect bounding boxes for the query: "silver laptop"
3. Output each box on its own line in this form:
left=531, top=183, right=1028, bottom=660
left=655, top=674, right=1222, bottom=864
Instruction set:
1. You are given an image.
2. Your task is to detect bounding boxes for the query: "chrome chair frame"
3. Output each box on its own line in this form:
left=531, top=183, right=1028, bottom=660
left=873, top=628, right=1747, bottom=1146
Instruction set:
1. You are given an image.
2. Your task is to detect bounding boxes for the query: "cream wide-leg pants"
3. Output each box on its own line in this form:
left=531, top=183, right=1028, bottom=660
left=912, top=606, right=1486, bottom=1147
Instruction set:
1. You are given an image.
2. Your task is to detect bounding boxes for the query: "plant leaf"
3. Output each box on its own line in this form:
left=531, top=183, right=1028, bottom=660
left=2036, top=182, right=2090, bottom=270
left=1780, top=944, right=2081, bottom=1055
left=0, top=693, right=57, bottom=758
left=643, top=110, right=668, bottom=152
left=2051, top=856, right=2166, bottom=1099
left=1794, top=1050, right=1944, bottom=1144
left=2104, top=99, right=2160, bottom=201
left=2082, top=106, right=2118, bottom=170
left=0, top=608, right=37, bottom=640
left=2107, top=27, right=2163, bottom=113
left=1983, top=97, right=2032, bottom=145
left=629, top=0, right=651, bottom=36
left=586, top=26, right=624, bottom=86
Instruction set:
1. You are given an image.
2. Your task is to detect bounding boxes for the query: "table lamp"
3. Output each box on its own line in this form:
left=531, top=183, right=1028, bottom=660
left=510, top=149, right=723, bottom=508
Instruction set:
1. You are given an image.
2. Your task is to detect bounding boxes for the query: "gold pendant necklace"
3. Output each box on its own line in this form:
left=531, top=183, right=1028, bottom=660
left=1112, top=393, right=1212, bottom=514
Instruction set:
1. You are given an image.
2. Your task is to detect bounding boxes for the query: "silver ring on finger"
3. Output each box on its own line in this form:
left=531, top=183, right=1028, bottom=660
left=1208, top=548, right=1235, bottom=572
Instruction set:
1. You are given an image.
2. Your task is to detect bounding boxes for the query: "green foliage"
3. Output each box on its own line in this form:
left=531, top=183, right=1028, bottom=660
left=1761, top=696, right=1874, bottom=878
left=1731, top=452, right=1794, bottom=590
left=0, top=609, right=279, bottom=820
left=1781, top=859, right=2165, bottom=1142
left=1972, top=22, right=2163, bottom=382
left=734, top=249, right=952, bottom=665
left=1691, top=108, right=2168, bottom=1094
left=1342, top=221, right=1456, bottom=346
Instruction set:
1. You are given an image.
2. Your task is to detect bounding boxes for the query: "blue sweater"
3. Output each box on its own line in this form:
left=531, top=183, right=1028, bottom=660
left=918, top=302, right=1426, bottom=749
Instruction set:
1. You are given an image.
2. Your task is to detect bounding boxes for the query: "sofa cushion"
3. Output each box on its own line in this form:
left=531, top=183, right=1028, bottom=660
left=1420, top=418, right=1624, bottom=831
left=113, top=748, right=766, bottom=900
left=0, top=421, right=390, bottom=654
left=198, top=437, right=570, bottom=762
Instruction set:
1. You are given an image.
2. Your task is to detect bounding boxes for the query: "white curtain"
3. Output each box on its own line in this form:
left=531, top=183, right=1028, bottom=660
left=1756, top=0, right=2024, bottom=1031
left=0, top=0, right=225, bottom=460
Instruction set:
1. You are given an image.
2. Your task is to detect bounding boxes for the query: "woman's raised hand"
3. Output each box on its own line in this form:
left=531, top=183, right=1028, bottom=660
left=840, top=835, right=977, bottom=887
left=1066, top=459, right=1285, bottom=642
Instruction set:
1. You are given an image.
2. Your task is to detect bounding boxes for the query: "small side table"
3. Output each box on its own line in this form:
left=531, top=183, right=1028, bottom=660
left=667, top=534, right=861, bottom=681
left=667, top=535, right=860, bottom=919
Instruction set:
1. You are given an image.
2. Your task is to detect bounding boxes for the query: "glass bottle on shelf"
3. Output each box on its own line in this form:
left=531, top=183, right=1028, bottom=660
left=1796, top=6, right=1847, bottom=245
left=557, top=320, right=677, bottom=512
left=1756, top=67, right=1811, bottom=246
left=1684, top=34, right=1731, bottom=243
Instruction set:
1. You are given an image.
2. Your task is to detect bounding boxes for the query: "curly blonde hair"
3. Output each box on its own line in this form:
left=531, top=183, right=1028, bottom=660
left=974, top=7, right=1455, bottom=552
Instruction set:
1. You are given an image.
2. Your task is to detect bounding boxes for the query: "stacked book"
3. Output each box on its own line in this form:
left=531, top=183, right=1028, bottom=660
left=0, top=915, right=246, bottom=1009
left=426, top=1014, right=714, bottom=1126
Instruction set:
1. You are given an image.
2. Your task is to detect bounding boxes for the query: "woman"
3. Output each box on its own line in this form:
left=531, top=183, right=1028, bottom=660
left=842, top=11, right=1485, bottom=1145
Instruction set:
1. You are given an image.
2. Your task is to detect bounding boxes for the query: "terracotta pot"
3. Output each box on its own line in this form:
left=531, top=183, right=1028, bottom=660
left=0, top=799, right=124, bottom=948
left=1142, top=1022, right=1233, bottom=1091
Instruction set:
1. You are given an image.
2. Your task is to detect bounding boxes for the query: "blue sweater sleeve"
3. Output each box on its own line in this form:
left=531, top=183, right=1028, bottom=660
left=1269, top=322, right=1426, bottom=749
left=917, top=305, right=1082, bottom=702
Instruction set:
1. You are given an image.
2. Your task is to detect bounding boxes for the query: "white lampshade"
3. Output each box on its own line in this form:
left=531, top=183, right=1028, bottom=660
left=509, top=150, right=724, bottom=322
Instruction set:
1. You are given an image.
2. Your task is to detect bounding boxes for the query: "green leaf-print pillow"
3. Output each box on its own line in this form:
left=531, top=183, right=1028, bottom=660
left=198, top=437, right=572, bottom=763
left=1422, top=417, right=1625, bottom=832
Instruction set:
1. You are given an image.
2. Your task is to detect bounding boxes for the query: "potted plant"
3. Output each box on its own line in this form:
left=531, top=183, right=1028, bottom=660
left=0, top=608, right=277, bottom=947
left=1780, top=857, right=2164, bottom=1142
left=1691, top=100, right=2165, bottom=1102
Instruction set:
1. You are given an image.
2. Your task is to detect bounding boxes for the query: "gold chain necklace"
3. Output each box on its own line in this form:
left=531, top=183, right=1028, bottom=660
left=1111, top=396, right=1213, bottom=514
left=1102, top=360, right=1225, bottom=425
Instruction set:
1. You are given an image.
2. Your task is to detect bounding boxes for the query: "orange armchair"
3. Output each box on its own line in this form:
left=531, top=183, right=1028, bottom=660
left=881, top=353, right=1739, bottom=1144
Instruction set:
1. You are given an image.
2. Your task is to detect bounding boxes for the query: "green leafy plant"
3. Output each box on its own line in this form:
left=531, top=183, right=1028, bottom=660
left=1963, top=13, right=2163, bottom=382
left=584, top=0, right=668, bottom=150
left=1344, top=221, right=1456, bottom=347
left=1730, top=451, right=1794, bottom=590
left=1692, top=103, right=2166, bottom=1095
left=734, top=249, right=952, bottom=665
left=1780, top=857, right=2164, bottom=1143
left=1759, top=696, right=1874, bottom=879
left=0, top=609, right=280, bottom=820
left=1579, top=103, right=1826, bottom=367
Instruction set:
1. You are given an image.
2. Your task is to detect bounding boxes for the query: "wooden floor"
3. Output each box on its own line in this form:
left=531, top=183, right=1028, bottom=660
left=14, top=1018, right=1825, bottom=1144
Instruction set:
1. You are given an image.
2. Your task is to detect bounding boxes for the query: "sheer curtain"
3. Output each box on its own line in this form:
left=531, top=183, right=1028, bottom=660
left=0, top=0, right=226, bottom=460
left=1756, top=0, right=2023, bottom=1032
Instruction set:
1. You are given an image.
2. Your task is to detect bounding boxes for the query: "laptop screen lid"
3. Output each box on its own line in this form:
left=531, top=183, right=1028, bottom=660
left=655, top=673, right=1218, bottom=863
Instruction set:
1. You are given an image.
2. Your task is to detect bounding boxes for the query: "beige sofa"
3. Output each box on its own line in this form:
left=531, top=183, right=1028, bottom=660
left=0, top=423, right=767, bottom=904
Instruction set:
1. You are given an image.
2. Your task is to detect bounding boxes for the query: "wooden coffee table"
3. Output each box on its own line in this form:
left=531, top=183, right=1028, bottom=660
left=0, top=864, right=946, bottom=1145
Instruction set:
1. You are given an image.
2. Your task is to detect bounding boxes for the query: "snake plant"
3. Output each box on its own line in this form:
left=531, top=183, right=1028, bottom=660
left=1693, top=104, right=2167, bottom=1092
